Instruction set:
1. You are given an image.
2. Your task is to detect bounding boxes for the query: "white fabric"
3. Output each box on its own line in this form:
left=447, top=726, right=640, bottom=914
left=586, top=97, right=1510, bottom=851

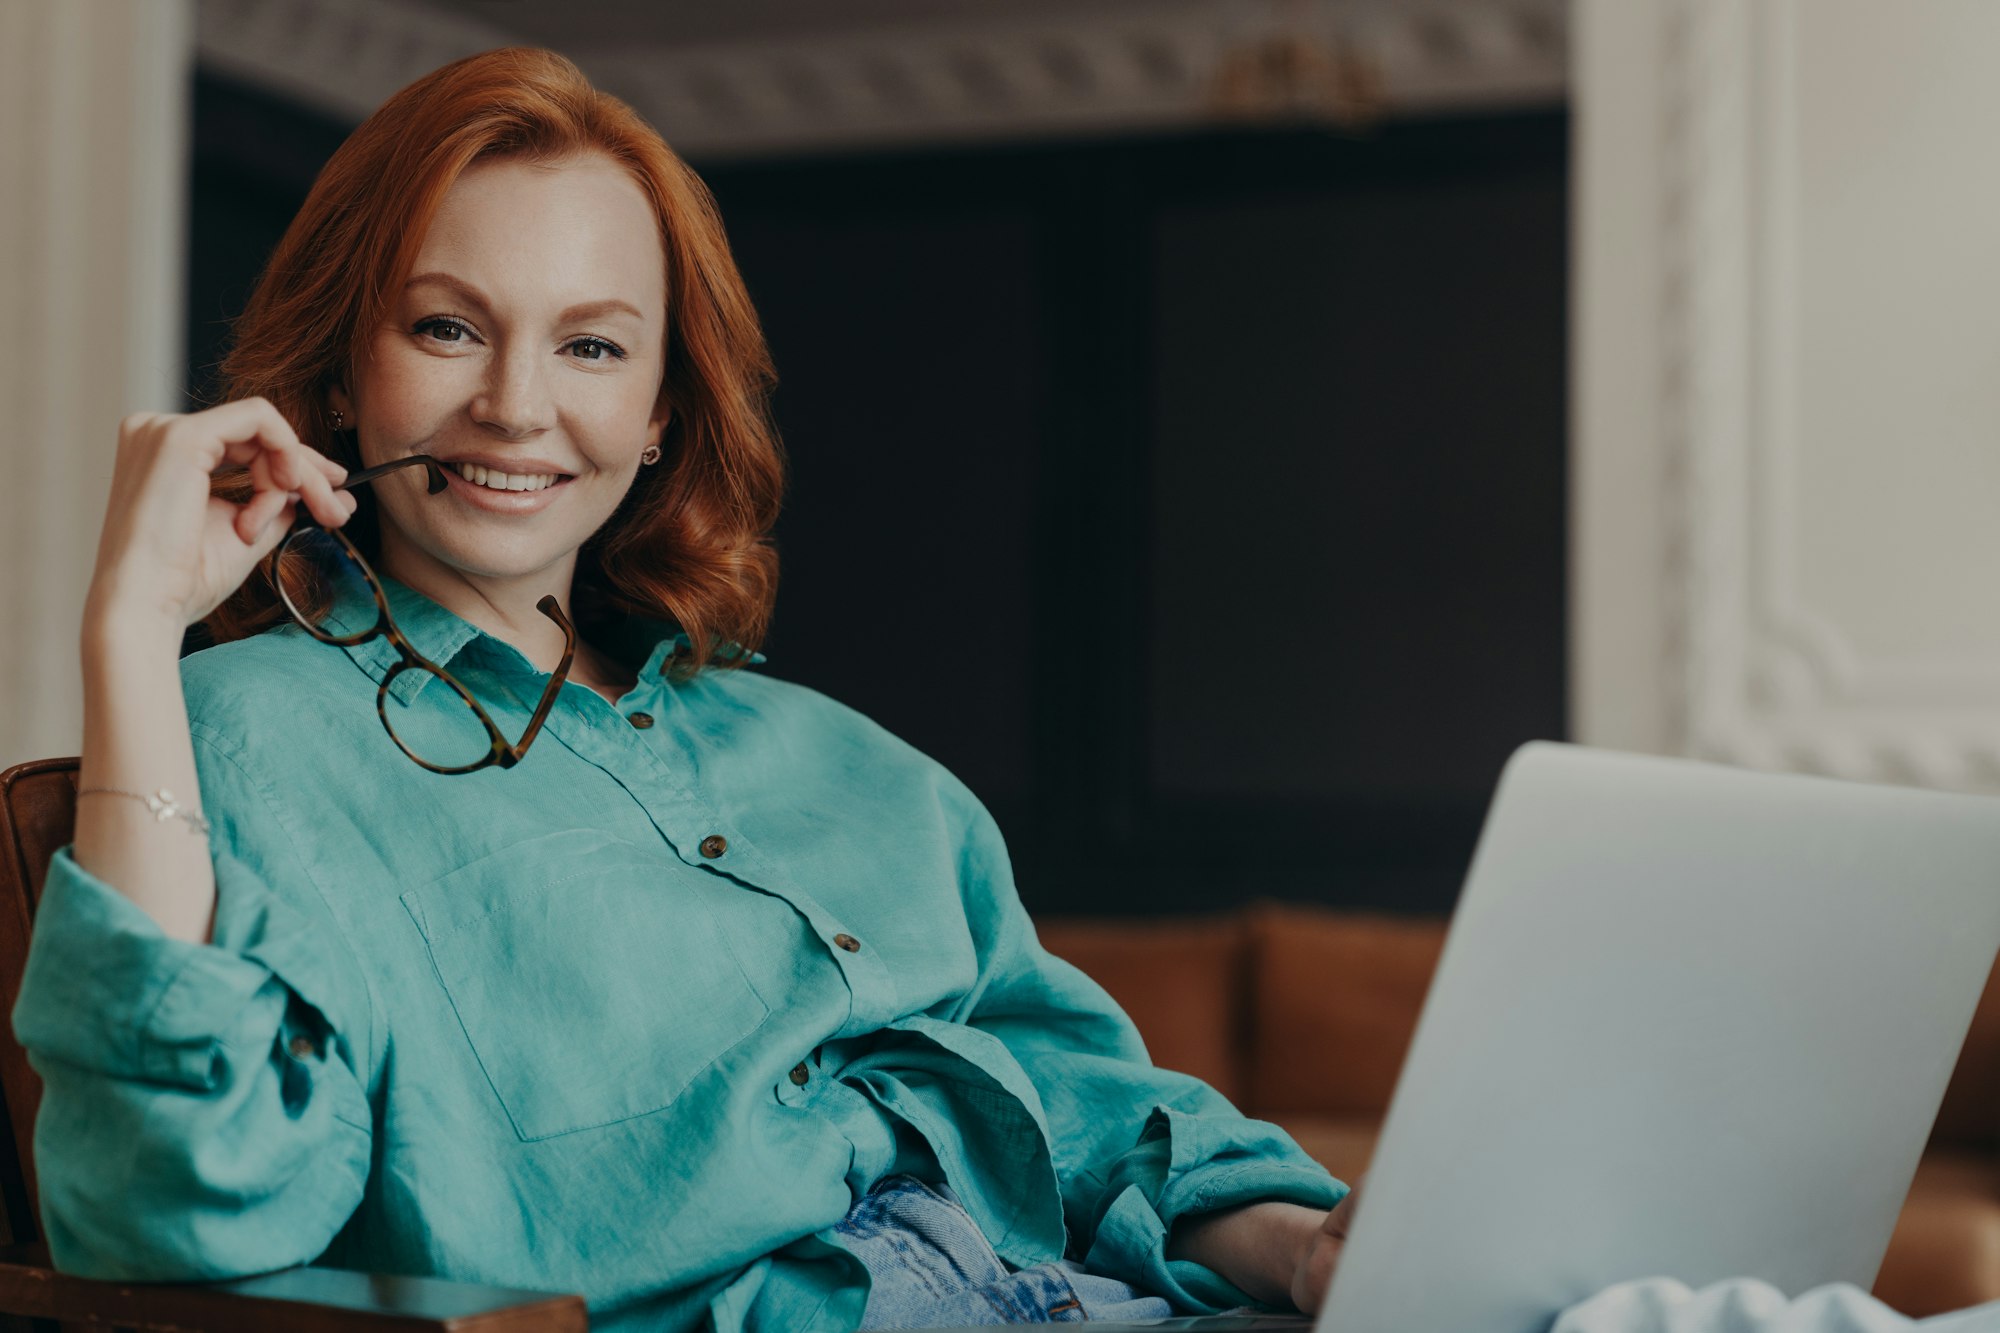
left=1553, top=1280, right=2000, bottom=1333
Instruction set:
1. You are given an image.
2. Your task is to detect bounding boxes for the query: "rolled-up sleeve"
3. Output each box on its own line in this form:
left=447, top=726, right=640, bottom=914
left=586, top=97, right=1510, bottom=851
left=11, top=728, right=374, bottom=1281
left=948, top=790, right=1347, bottom=1313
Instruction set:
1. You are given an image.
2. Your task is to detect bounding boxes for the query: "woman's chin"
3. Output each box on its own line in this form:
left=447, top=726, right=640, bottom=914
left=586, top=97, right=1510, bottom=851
left=375, top=502, right=607, bottom=593
left=396, top=536, right=581, bottom=590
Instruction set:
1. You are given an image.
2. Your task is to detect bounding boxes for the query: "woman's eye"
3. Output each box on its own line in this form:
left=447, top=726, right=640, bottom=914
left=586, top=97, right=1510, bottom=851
left=567, top=337, right=625, bottom=362
left=415, top=318, right=471, bottom=344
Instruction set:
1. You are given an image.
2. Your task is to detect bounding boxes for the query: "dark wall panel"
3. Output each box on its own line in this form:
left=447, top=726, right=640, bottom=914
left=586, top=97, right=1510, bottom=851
left=186, top=74, right=354, bottom=409
left=725, top=211, right=1045, bottom=810
left=187, top=67, right=1569, bottom=917
left=1148, top=176, right=1568, bottom=809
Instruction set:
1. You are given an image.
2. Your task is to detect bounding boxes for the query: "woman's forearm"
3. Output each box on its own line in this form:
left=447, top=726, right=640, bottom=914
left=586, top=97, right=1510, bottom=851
left=73, top=599, right=217, bottom=945
left=65, top=402, right=352, bottom=948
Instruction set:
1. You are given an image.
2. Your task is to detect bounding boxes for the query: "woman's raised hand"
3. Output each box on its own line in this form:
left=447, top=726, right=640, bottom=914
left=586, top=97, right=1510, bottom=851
left=86, top=397, right=358, bottom=639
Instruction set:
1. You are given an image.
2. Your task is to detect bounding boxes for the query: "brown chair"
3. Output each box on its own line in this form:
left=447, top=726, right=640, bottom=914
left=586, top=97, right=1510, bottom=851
left=0, top=757, right=588, bottom=1333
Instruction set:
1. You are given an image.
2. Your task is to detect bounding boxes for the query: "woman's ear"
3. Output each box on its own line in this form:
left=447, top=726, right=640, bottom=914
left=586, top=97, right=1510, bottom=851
left=648, top=404, right=672, bottom=450
left=327, top=383, right=355, bottom=421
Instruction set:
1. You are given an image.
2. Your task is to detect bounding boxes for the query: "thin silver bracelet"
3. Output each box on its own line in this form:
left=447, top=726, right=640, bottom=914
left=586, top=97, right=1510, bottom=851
left=76, top=787, right=211, bottom=836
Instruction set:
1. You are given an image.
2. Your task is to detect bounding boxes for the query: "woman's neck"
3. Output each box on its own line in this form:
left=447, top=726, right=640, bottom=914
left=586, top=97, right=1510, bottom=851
left=374, top=530, right=602, bottom=686
left=567, top=646, right=639, bottom=706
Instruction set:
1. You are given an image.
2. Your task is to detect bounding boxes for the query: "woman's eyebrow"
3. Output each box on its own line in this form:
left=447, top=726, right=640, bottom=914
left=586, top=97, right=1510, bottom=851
left=404, top=271, right=645, bottom=324
left=559, top=297, right=646, bottom=324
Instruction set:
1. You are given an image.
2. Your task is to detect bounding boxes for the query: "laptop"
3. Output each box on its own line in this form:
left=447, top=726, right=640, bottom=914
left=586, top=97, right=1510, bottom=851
left=915, top=742, right=2000, bottom=1331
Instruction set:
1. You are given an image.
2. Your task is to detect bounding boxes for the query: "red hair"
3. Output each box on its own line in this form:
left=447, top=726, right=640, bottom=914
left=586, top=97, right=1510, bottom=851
left=205, top=47, right=782, bottom=678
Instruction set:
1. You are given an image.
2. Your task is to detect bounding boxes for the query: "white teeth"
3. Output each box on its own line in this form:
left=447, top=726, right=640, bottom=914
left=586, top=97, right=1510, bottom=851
left=452, top=462, right=560, bottom=492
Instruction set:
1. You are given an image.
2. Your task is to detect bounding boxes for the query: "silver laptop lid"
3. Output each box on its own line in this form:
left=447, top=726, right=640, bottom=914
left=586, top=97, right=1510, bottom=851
left=1317, top=743, right=2000, bottom=1333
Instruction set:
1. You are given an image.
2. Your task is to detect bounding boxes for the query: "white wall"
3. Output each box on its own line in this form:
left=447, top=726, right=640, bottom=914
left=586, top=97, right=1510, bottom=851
left=0, top=0, right=193, bottom=769
left=1574, top=0, right=2000, bottom=792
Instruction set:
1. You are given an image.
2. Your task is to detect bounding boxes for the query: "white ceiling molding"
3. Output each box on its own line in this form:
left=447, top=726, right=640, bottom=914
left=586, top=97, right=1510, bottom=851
left=196, top=0, right=517, bottom=123
left=195, top=0, right=1566, bottom=159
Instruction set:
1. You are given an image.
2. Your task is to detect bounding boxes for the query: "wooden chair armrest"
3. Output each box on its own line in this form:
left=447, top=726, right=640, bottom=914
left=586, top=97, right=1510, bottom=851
left=0, top=1255, right=587, bottom=1331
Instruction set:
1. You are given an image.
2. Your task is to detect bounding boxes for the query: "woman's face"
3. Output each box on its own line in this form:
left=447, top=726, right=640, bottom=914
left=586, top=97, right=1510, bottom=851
left=335, top=152, right=669, bottom=594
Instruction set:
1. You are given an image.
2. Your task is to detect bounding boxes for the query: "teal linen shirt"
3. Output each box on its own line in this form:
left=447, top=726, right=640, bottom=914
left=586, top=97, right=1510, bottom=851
left=13, top=562, right=1345, bottom=1331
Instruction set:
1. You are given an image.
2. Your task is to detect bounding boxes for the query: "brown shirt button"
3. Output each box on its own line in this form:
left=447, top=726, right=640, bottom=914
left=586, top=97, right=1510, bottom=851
left=629, top=712, right=654, bottom=729
left=288, top=1035, right=316, bottom=1060
left=833, top=933, right=861, bottom=953
left=699, top=834, right=728, bottom=858
left=789, top=1062, right=810, bottom=1087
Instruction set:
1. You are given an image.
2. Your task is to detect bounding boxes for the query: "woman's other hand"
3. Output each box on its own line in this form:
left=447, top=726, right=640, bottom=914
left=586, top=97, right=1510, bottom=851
left=1291, top=1180, right=1357, bottom=1314
left=85, top=396, right=356, bottom=641
left=1164, top=1178, right=1358, bottom=1314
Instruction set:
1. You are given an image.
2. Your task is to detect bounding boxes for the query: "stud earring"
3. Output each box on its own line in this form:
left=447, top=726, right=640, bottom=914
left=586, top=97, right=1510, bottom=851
left=330, top=408, right=347, bottom=431
left=639, top=444, right=661, bottom=465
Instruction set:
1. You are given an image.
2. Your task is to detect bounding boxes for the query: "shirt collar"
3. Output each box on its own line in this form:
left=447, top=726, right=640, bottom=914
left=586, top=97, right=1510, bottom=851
left=317, top=557, right=763, bottom=706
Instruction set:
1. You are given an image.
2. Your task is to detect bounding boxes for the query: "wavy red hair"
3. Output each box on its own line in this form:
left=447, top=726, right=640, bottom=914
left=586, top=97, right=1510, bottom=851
left=205, top=47, right=782, bottom=678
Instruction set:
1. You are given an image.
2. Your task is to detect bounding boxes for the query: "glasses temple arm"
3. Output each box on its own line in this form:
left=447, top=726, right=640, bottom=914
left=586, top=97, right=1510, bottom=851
left=338, top=454, right=450, bottom=495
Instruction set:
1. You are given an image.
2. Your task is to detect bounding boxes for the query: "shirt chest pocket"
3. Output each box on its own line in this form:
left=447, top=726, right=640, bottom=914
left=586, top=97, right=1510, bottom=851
left=402, top=828, right=772, bottom=1141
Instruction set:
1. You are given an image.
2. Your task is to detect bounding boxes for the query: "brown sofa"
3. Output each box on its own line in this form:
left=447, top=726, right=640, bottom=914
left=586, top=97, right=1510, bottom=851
left=1035, top=903, right=2000, bottom=1320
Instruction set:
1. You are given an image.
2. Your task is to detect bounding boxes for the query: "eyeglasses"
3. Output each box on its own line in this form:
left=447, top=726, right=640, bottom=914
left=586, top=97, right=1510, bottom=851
left=268, top=453, right=577, bottom=775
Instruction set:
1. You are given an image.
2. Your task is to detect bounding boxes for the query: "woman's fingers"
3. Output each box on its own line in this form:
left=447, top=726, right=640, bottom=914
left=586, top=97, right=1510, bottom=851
left=1323, top=1194, right=1354, bottom=1237
left=1294, top=1230, right=1345, bottom=1314
left=247, top=432, right=348, bottom=530
left=235, top=486, right=294, bottom=545
left=202, top=396, right=305, bottom=469
left=307, top=446, right=348, bottom=484
left=212, top=397, right=352, bottom=530
left=1324, top=1175, right=1363, bottom=1238
left=244, top=495, right=298, bottom=559
left=298, top=460, right=354, bottom=529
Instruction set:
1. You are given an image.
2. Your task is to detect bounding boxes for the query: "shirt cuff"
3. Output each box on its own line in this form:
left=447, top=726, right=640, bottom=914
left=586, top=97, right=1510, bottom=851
left=1080, top=1104, right=1349, bottom=1313
left=13, top=846, right=345, bottom=1091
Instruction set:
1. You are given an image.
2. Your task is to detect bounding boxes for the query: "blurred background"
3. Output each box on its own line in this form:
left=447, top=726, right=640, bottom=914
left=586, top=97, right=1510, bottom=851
left=5, top=0, right=1997, bottom=922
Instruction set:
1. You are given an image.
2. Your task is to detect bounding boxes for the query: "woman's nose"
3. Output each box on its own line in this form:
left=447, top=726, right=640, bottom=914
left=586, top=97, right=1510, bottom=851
left=470, top=345, right=554, bottom=438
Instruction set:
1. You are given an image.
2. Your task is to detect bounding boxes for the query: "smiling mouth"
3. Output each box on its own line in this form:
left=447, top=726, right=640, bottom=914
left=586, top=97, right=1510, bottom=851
left=448, top=461, right=569, bottom=493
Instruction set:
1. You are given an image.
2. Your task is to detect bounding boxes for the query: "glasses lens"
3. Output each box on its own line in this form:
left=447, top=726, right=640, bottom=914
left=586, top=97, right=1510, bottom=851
left=382, top=667, right=499, bottom=772
left=278, top=528, right=382, bottom=644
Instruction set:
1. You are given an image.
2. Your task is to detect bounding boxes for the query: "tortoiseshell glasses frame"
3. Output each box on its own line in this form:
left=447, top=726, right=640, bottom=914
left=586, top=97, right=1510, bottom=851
left=266, top=453, right=577, bottom=775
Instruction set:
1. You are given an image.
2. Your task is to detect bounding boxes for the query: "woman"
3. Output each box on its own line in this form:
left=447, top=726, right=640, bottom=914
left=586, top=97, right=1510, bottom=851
left=16, top=48, right=1350, bottom=1331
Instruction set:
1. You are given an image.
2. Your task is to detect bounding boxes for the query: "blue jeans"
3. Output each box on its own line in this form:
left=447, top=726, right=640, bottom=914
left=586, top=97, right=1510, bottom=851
left=833, top=1174, right=1178, bottom=1327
